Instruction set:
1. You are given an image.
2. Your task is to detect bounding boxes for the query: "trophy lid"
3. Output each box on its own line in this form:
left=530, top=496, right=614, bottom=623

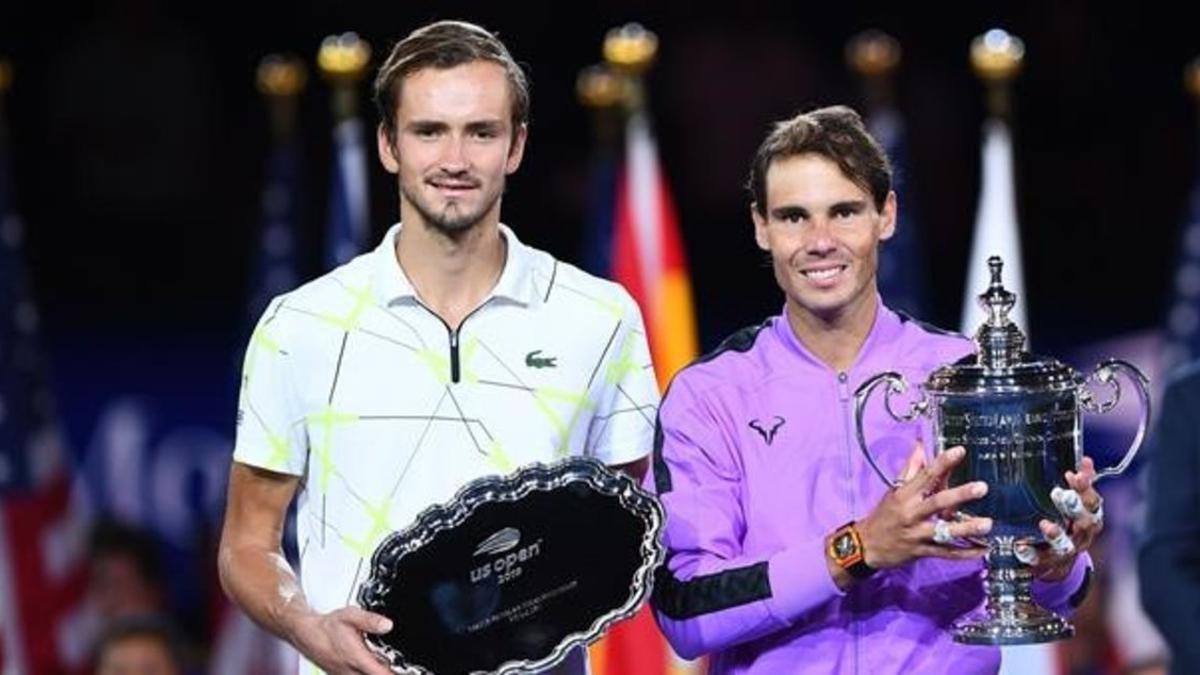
left=926, top=256, right=1080, bottom=394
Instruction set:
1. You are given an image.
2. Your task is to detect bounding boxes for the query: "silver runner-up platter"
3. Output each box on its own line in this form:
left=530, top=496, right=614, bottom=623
left=357, top=456, right=665, bottom=674
left=853, top=256, right=1151, bottom=645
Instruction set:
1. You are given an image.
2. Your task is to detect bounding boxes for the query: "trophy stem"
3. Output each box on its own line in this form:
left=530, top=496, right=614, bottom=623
left=952, top=537, right=1075, bottom=645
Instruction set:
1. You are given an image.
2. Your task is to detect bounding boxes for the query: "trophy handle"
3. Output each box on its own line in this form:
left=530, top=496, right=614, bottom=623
left=854, top=372, right=930, bottom=489
left=1079, top=358, right=1152, bottom=483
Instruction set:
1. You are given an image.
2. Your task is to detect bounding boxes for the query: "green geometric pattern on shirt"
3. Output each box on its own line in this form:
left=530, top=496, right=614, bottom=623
left=262, top=429, right=292, bottom=472
left=306, top=405, right=359, bottom=494
left=605, top=329, right=641, bottom=386
left=460, top=337, right=481, bottom=383
left=317, top=282, right=373, bottom=332
left=486, top=438, right=514, bottom=473
left=415, top=336, right=483, bottom=385
left=593, top=294, right=624, bottom=320
left=341, top=494, right=393, bottom=559
left=416, top=348, right=452, bottom=385
left=532, top=386, right=596, bottom=458
left=243, top=323, right=283, bottom=389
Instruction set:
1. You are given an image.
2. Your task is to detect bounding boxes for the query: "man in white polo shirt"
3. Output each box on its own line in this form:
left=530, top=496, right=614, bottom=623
left=217, top=20, right=659, bottom=675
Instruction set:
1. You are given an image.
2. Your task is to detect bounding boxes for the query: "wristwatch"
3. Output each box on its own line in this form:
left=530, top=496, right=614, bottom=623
left=828, top=521, right=877, bottom=580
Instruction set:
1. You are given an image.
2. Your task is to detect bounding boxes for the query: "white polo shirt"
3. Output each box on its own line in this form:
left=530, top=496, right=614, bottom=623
left=233, top=223, right=659, bottom=674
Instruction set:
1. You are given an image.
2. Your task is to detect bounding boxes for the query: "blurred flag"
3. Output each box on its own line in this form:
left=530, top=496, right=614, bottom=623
left=612, top=110, right=699, bottom=387
left=247, top=141, right=303, bottom=325
left=0, top=105, right=92, bottom=675
left=870, top=108, right=929, bottom=318
left=581, top=144, right=619, bottom=278
left=324, top=116, right=369, bottom=270
left=961, top=119, right=1028, bottom=334
left=587, top=111, right=700, bottom=675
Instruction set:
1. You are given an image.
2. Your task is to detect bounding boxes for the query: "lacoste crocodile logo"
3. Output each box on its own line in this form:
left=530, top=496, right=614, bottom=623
left=525, top=350, right=557, bottom=369
left=749, top=416, right=786, bottom=445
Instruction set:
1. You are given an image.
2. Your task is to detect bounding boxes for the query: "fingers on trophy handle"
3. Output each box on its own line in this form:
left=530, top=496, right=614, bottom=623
left=854, top=372, right=929, bottom=489
left=1081, top=358, right=1152, bottom=483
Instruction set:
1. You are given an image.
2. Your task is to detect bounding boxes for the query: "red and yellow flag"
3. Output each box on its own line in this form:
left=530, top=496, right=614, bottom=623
left=588, top=112, right=701, bottom=675
left=611, top=111, right=699, bottom=388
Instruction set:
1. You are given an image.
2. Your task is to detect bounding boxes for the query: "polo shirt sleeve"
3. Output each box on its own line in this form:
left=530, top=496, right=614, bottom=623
left=232, top=296, right=309, bottom=476
left=585, top=289, right=660, bottom=467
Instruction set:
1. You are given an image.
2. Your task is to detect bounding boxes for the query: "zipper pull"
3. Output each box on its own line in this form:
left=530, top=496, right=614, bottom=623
left=837, top=371, right=850, bottom=401
left=450, top=330, right=461, bottom=383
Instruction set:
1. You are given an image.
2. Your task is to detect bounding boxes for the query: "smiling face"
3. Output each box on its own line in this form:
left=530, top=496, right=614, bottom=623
left=377, top=60, right=527, bottom=237
left=753, top=152, right=896, bottom=328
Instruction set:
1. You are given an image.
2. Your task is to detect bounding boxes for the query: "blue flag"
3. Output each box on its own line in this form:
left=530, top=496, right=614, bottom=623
left=325, top=117, right=369, bottom=270
left=0, top=131, right=51, bottom=498
left=870, top=107, right=929, bottom=320
left=581, top=149, right=618, bottom=277
left=0, top=106, right=92, bottom=674
left=248, top=140, right=303, bottom=325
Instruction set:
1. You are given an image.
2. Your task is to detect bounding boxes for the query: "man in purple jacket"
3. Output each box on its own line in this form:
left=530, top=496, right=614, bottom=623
left=648, top=106, right=1102, bottom=674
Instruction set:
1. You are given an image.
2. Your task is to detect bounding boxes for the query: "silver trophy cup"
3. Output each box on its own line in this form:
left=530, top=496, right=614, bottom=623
left=854, top=256, right=1151, bottom=645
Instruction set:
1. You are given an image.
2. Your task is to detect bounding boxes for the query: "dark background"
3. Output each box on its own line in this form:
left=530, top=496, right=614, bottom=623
left=2, top=0, right=1197, bottom=361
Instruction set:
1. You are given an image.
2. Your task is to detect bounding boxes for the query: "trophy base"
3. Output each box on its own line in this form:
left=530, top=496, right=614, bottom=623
left=952, top=599, right=1075, bottom=645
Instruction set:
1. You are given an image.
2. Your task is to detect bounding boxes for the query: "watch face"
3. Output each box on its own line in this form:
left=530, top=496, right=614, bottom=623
left=833, top=531, right=858, bottom=559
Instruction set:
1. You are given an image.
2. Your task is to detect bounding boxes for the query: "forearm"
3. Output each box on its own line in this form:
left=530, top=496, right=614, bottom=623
left=218, top=541, right=314, bottom=643
left=610, top=456, right=648, bottom=484
left=652, top=536, right=842, bottom=658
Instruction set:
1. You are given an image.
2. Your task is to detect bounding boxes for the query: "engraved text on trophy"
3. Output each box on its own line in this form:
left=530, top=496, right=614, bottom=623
left=940, top=393, right=1078, bottom=537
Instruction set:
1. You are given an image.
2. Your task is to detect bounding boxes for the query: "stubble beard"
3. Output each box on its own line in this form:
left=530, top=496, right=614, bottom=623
left=401, top=178, right=503, bottom=239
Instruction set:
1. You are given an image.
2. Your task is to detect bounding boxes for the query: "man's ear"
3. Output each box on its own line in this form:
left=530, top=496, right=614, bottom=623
left=878, top=191, right=897, bottom=241
left=505, top=123, right=528, bottom=175
left=752, top=204, right=770, bottom=252
left=377, top=124, right=399, bottom=174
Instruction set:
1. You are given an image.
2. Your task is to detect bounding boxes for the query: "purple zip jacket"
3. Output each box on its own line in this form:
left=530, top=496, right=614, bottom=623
left=647, top=300, right=1091, bottom=674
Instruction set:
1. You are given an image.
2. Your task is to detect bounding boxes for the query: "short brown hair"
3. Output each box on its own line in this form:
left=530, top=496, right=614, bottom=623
left=748, top=105, right=892, bottom=216
left=373, top=20, right=530, bottom=141
left=93, top=615, right=187, bottom=674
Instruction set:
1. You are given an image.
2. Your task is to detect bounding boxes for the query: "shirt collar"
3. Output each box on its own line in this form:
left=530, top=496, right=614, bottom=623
left=772, top=294, right=903, bottom=373
left=370, top=222, right=539, bottom=308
